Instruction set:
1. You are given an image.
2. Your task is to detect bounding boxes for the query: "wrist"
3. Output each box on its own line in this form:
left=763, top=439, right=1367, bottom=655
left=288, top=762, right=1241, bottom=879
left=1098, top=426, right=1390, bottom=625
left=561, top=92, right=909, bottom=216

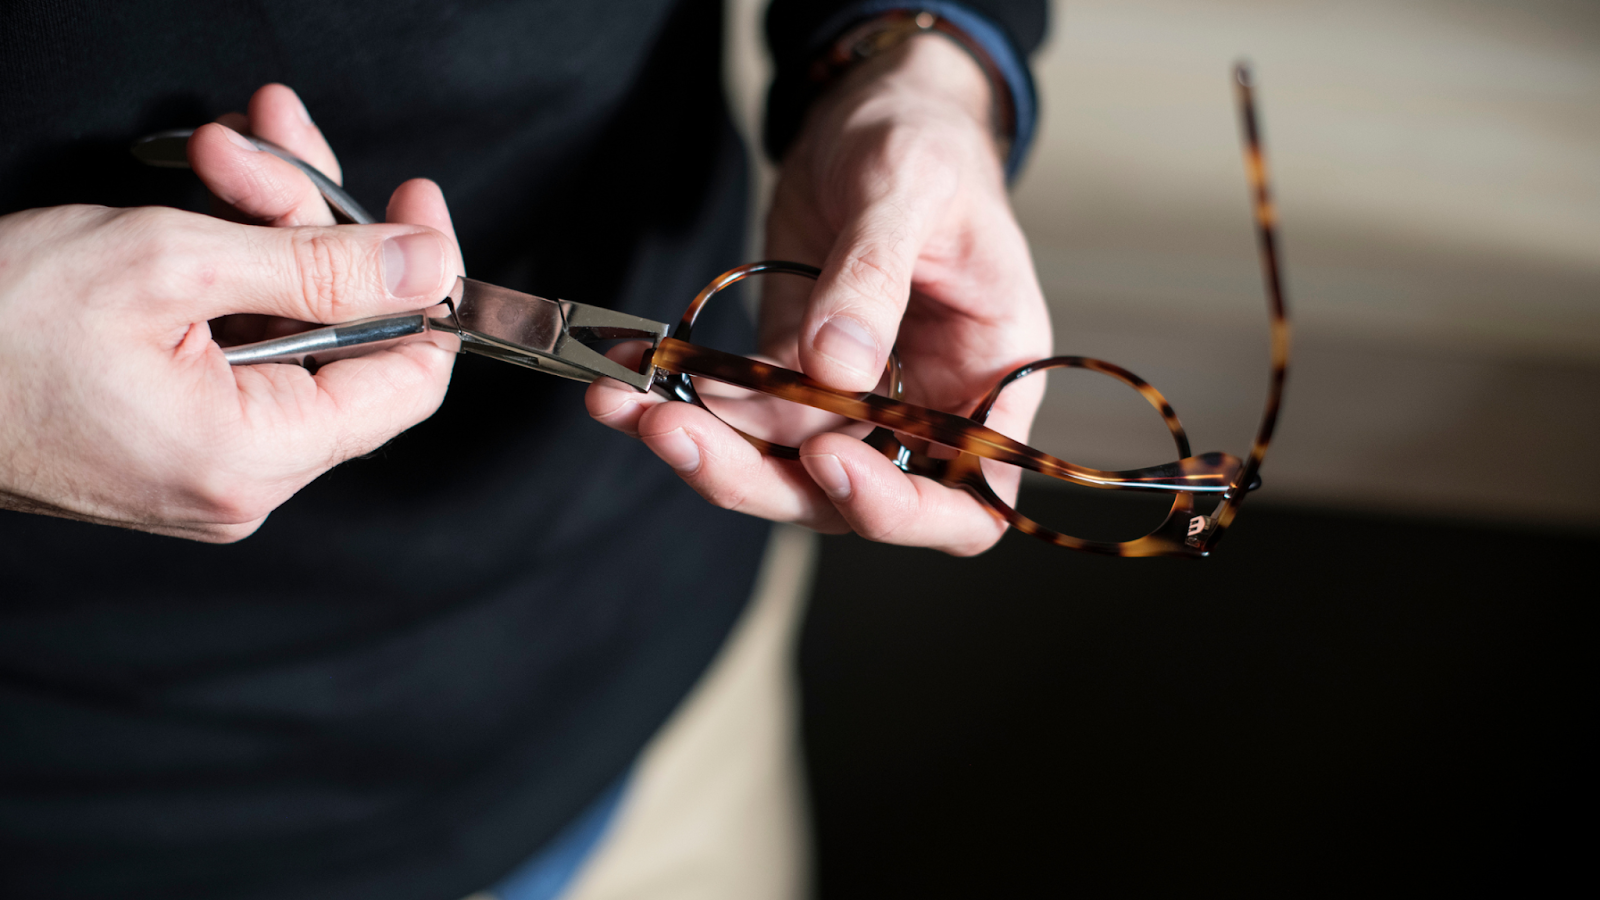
left=816, top=10, right=1007, bottom=147
left=832, top=32, right=996, bottom=142
left=765, top=5, right=1039, bottom=178
left=791, top=31, right=1005, bottom=187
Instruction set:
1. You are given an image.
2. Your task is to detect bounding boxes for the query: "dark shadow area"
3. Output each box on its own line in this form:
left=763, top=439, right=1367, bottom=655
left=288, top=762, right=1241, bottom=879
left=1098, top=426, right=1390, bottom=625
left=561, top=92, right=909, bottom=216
left=801, top=489, right=1593, bottom=896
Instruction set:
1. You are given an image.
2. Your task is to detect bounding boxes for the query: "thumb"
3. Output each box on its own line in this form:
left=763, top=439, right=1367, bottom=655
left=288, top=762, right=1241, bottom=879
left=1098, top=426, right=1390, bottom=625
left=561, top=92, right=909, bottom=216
left=219, top=220, right=455, bottom=324
left=386, top=177, right=464, bottom=277
left=799, top=202, right=938, bottom=392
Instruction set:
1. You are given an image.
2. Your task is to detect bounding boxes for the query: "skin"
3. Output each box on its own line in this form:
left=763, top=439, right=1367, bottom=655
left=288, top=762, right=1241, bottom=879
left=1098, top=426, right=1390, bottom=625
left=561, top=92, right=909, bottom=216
left=587, top=35, right=1052, bottom=556
left=0, top=85, right=464, bottom=542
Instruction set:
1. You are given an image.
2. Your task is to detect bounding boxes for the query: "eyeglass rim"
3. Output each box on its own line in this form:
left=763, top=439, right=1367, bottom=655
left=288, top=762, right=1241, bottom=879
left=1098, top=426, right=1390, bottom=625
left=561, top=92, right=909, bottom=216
left=1189, top=62, right=1290, bottom=555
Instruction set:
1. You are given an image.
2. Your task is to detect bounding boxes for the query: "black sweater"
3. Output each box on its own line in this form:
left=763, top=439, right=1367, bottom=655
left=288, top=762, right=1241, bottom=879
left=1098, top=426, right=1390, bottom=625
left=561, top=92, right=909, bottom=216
left=0, top=2, right=1044, bottom=897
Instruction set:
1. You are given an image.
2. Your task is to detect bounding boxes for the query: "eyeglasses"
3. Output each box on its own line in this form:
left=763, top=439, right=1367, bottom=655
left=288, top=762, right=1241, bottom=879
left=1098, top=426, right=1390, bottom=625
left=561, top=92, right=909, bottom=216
left=138, top=63, right=1286, bottom=558
left=648, top=63, right=1287, bottom=558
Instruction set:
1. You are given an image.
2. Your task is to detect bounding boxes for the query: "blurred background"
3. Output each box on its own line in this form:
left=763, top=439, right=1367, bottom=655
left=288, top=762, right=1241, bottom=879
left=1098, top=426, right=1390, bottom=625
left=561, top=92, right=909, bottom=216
left=728, top=0, right=1596, bottom=893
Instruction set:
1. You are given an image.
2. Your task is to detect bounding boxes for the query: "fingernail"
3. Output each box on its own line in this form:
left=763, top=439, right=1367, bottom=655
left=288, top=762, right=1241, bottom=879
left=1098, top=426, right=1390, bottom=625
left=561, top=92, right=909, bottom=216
left=814, top=315, right=880, bottom=379
left=653, top=428, right=702, bottom=473
left=383, top=232, right=445, bottom=298
left=804, top=453, right=852, bottom=501
left=289, top=92, right=314, bottom=125
left=220, top=126, right=257, bottom=152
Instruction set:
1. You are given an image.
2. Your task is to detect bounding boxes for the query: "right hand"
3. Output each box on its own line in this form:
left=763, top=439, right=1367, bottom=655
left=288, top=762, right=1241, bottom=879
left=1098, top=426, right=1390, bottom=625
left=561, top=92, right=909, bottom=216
left=0, top=87, right=462, bottom=542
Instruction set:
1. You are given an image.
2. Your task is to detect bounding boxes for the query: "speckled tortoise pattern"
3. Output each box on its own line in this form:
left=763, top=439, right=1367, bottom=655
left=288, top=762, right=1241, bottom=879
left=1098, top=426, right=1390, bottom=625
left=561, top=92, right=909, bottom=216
left=643, top=64, right=1288, bottom=558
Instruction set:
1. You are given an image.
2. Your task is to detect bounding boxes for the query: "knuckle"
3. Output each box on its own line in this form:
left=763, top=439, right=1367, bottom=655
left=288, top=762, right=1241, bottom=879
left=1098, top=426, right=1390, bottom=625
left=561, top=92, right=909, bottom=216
left=126, top=204, right=187, bottom=232
left=944, top=516, right=1007, bottom=557
left=120, top=209, right=180, bottom=263
left=119, top=209, right=203, bottom=298
left=199, top=519, right=268, bottom=544
left=699, top=477, right=752, bottom=514
left=175, top=443, right=285, bottom=526
left=853, top=519, right=899, bottom=543
left=260, top=175, right=308, bottom=220
left=850, top=501, right=915, bottom=545
left=289, top=229, right=361, bottom=321
left=698, top=452, right=761, bottom=514
left=840, top=251, right=900, bottom=301
left=945, top=527, right=1003, bottom=558
left=187, top=479, right=276, bottom=526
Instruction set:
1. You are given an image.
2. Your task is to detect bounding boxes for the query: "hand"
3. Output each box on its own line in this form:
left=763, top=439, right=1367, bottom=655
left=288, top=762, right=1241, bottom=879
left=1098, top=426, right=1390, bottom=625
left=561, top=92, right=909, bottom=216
left=191, top=84, right=465, bottom=344
left=588, top=35, right=1051, bottom=555
left=0, top=84, right=464, bottom=542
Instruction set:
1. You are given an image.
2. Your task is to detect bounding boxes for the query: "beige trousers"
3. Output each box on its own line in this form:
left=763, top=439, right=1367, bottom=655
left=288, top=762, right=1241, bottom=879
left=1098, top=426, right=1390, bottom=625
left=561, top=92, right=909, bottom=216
left=473, top=523, right=817, bottom=900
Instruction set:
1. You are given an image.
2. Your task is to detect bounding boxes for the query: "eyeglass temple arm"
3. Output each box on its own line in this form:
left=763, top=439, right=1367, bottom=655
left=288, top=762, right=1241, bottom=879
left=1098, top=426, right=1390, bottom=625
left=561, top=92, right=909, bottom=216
left=1196, top=62, right=1292, bottom=550
left=645, top=337, right=1240, bottom=493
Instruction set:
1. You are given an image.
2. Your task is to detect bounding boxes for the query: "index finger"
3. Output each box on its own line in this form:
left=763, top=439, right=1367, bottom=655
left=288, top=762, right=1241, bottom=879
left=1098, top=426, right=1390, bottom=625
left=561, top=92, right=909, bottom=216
left=189, top=122, right=337, bottom=227
left=247, top=83, right=343, bottom=186
left=797, top=195, right=944, bottom=393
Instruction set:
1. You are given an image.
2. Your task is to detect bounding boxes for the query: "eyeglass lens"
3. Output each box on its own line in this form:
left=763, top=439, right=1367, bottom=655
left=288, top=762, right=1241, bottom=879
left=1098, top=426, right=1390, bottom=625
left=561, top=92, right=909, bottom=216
left=976, top=360, right=1192, bottom=545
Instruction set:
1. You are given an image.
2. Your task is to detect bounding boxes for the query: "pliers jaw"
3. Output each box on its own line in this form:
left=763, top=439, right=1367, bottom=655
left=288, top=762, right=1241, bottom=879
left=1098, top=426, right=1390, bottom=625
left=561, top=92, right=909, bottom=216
left=447, top=279, right=668, bottom=391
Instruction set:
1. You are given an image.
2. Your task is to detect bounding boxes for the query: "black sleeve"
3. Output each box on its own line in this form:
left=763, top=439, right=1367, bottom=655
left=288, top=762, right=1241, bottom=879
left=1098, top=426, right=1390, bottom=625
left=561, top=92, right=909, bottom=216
left=763, top=0, right=1049, bottom=168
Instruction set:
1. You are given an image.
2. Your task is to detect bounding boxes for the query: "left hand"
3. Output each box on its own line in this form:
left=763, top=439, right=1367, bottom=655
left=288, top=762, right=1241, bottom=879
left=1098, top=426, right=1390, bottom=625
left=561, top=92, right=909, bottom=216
left=189, top=84, right=464, bottom=346
left=588, top=35, right=1051, bottom=556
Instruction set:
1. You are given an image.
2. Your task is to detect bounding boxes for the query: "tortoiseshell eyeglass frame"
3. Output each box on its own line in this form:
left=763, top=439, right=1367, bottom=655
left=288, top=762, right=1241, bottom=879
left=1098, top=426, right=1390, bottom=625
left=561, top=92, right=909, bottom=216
left=641, top=64, right=1288, bottom=558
